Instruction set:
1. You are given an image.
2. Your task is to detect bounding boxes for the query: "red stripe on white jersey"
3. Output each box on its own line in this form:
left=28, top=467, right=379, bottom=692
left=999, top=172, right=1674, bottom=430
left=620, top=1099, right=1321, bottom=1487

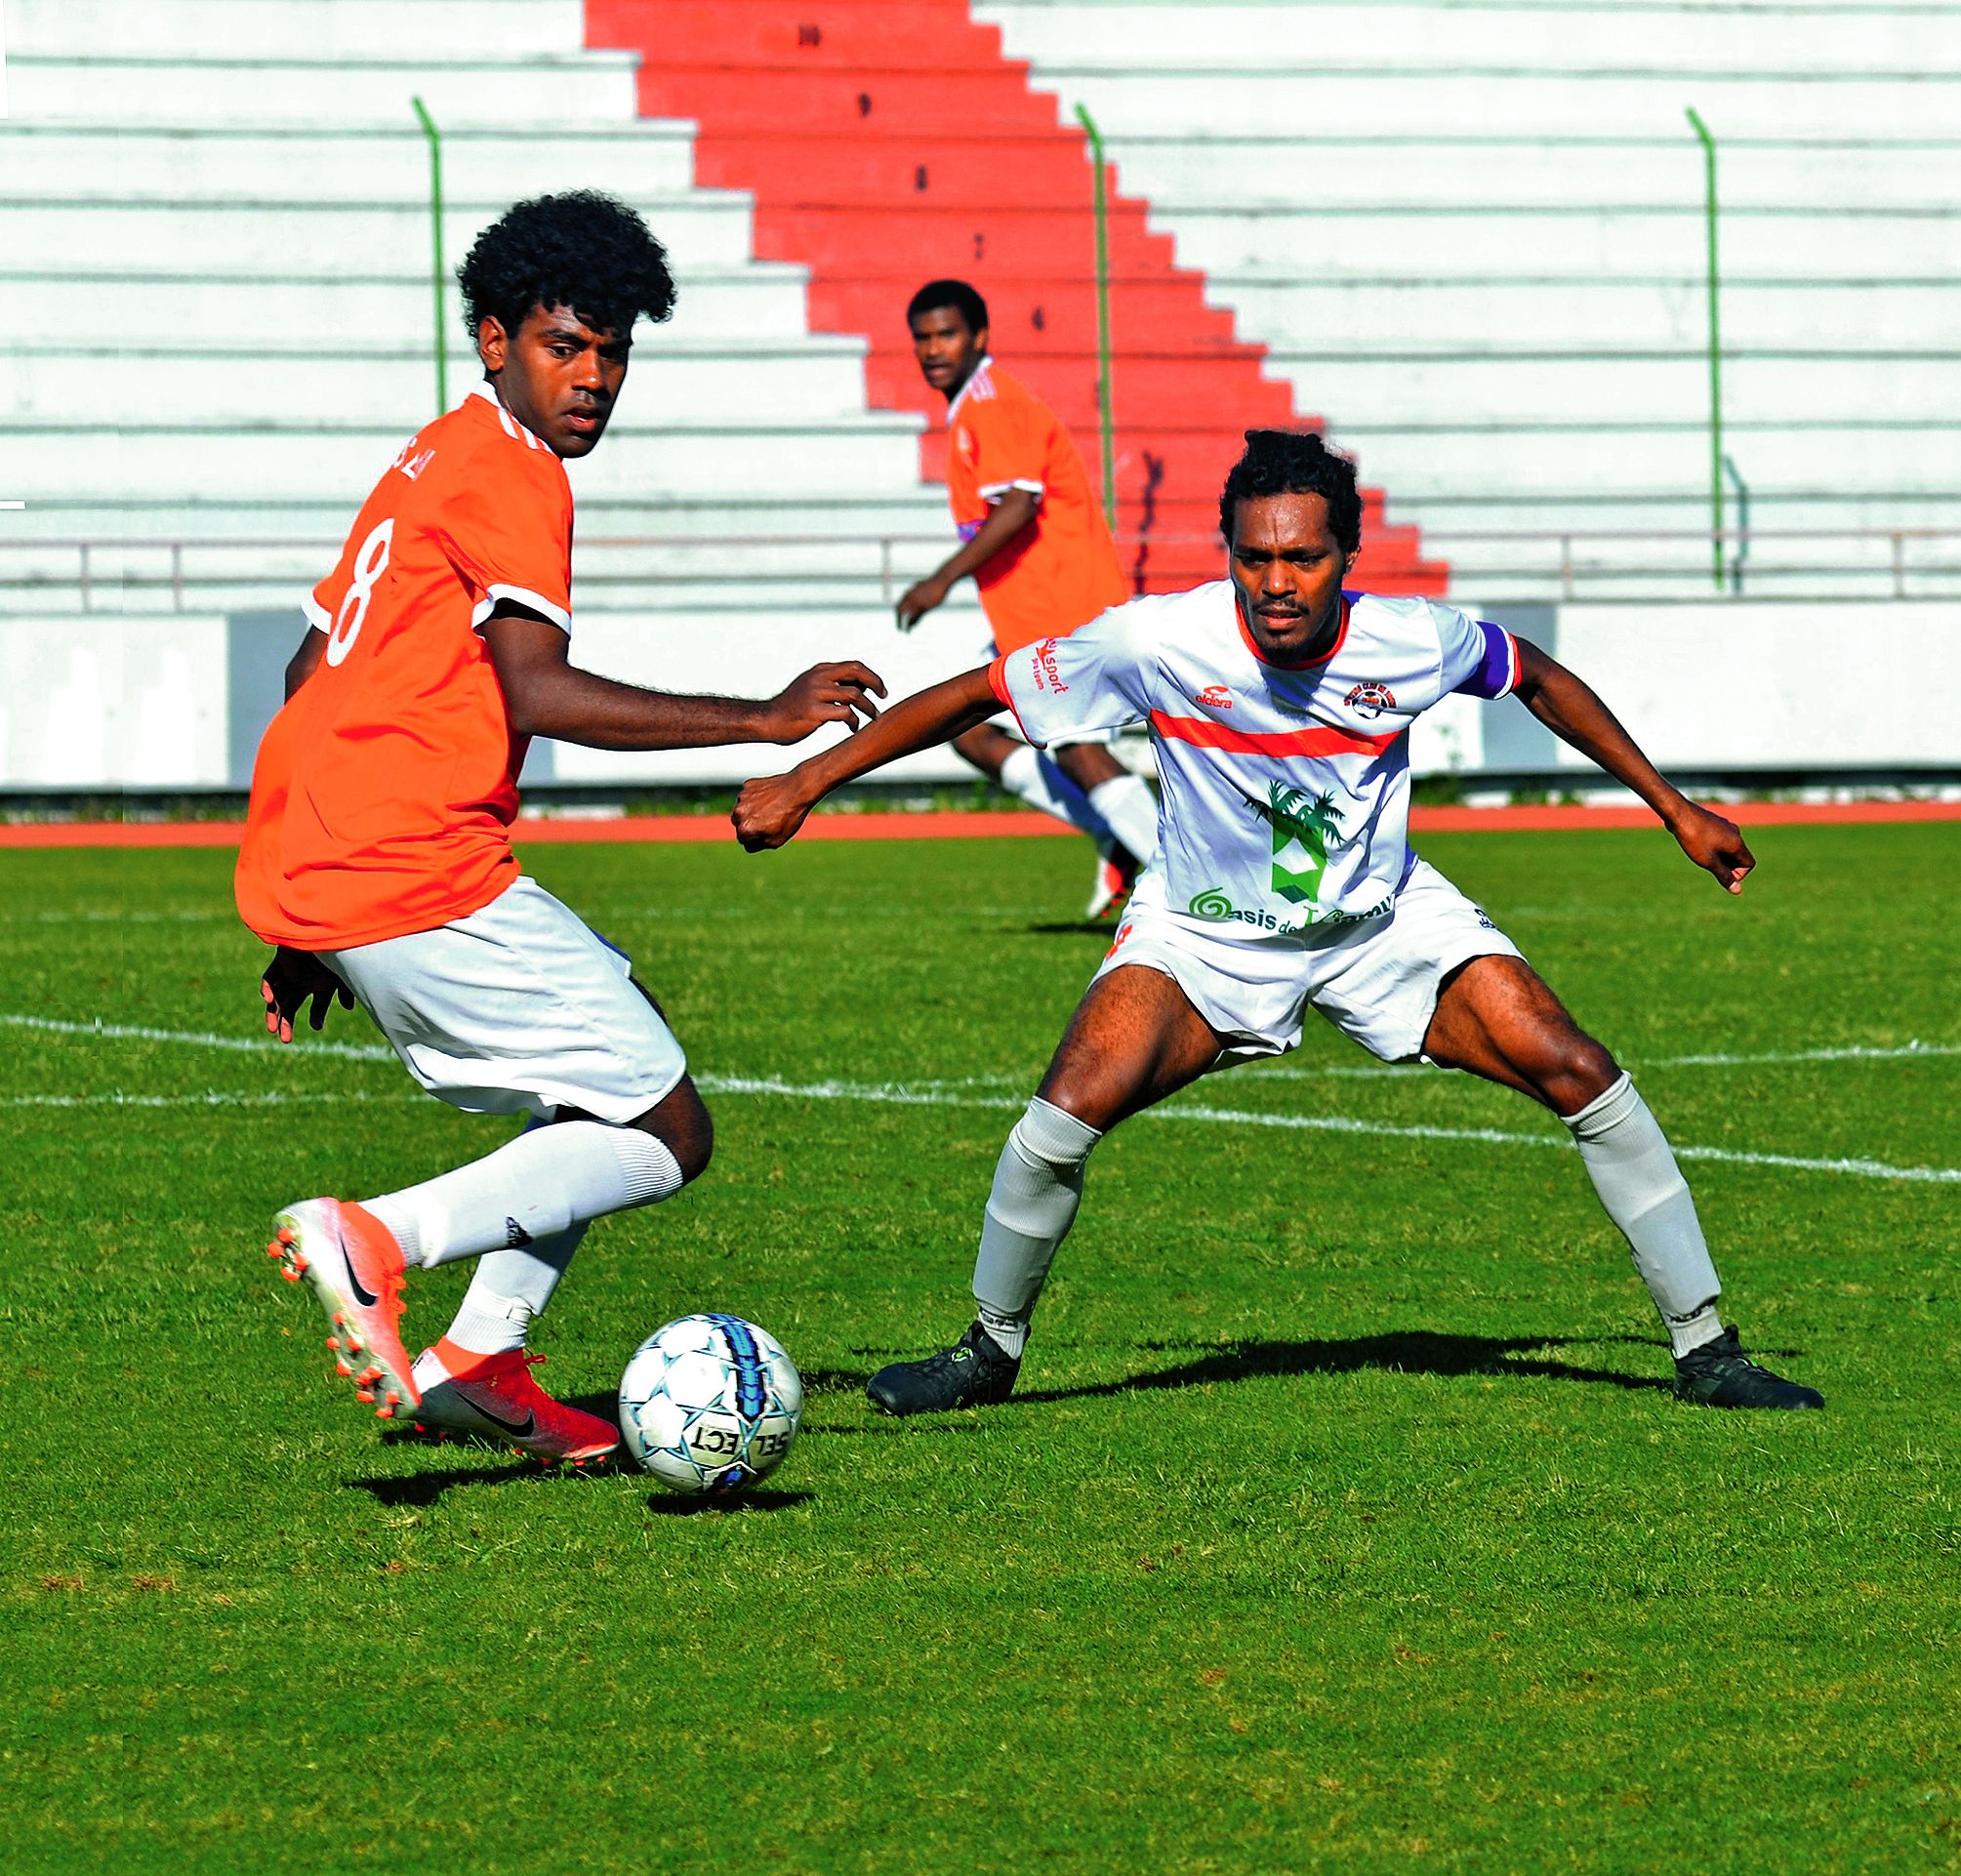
left=1148, top=712, right=1402, bottom=759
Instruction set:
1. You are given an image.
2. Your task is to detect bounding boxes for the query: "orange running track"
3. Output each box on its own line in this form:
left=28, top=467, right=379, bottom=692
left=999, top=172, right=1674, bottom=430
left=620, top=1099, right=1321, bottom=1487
left=8, top=801, right=1955, bottom=851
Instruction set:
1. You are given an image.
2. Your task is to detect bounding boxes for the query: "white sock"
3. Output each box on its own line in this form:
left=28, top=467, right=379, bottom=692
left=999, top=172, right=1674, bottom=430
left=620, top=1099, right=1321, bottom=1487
left=442, top=1223, right=589, bottom=1355
left=1086, top=773, right=1161, bottom=863
left=1565, top=1074, right=1725, bottom=1358
left=364, top=1122, right=683, bottom=1269
left=971, top=1096, right=1103, bottom=1357
left=998, top=743, right=1112, bottom=841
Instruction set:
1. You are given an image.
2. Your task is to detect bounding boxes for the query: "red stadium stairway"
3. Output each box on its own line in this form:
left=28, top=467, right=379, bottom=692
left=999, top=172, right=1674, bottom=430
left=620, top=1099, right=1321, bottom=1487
left=586, top=0, right=1447, bottom=596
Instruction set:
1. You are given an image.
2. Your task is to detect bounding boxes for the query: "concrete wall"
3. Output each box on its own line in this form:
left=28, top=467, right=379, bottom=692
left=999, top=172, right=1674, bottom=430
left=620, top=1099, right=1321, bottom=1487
left=8, top=597, right=1954, bottom=794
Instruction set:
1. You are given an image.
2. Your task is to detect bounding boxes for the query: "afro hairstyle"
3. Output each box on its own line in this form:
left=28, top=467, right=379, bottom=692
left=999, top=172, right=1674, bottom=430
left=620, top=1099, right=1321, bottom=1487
left=457, top=190, right=676, bottom=343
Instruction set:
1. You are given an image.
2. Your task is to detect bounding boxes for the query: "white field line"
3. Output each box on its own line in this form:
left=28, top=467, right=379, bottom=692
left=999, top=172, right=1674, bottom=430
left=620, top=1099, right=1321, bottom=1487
left=1238, top=1040, right=1961, bottom=1081
left=5, top=1013, right=1956, bottom=1186
left=2, top=1090, right=420, bottom=1110
left=0, top=1012, right=397, bottom=1063
left=1646, top=1041, right=1961, bottom=1069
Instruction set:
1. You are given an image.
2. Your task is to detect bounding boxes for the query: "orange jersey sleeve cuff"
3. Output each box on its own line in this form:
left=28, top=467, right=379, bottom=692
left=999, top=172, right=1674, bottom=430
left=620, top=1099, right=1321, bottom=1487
left=986, top=653, right=1040, bottom=746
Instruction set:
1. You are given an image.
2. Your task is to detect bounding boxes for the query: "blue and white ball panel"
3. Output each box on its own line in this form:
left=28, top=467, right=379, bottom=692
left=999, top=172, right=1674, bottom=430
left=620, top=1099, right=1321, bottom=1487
left=617, top=1314, right=803, bottom=1494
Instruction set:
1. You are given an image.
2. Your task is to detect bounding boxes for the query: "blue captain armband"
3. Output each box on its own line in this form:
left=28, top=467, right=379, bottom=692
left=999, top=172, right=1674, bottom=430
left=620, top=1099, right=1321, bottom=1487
left=1454, top=621, right=1522, bottom=700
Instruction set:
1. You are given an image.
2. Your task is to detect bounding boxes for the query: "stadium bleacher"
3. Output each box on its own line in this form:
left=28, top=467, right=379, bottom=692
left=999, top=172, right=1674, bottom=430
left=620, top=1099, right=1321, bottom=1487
left=589, top=0, right=1444, bottom=596
left=0, top=0, right=1954, bottom=791
left=975, top=0, right=1961, bottom=598
left=1, top=0, right=955, bottom=618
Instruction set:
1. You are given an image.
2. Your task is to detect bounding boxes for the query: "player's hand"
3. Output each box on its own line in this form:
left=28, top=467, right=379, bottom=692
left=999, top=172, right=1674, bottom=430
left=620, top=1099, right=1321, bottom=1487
left=1669, top=801, right=1755, bottom=894
left=895, top=576, right=950, bottom=632
left=761, top=662, right=885, bottom=744
left=732, top=772, right=815, bottom=851
left=260, top=946, right=353, bottom=1043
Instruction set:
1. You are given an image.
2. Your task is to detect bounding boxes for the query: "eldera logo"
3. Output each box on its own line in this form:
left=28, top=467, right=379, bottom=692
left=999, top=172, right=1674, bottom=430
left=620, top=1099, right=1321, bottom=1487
left=1344, top=680, right=1397, bottom=720
left=1032, top=638, right=1068, bottom=694
left=1196, top=683, right=1233, bottom=710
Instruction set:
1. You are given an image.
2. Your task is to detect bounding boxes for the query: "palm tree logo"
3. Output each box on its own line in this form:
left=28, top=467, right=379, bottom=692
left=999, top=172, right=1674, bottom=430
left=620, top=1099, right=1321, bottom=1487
left=1262, top=781, right=1345, bottom=905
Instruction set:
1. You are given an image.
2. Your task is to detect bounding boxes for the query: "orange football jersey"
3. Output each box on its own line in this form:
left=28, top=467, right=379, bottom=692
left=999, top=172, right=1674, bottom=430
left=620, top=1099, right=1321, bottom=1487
left=236, top=386, right=572, bottom=950
left=945, top=357, right=1127, bottom=654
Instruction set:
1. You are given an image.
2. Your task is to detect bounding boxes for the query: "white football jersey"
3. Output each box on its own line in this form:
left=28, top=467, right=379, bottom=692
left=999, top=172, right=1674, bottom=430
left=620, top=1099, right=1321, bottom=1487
left=991, top=583, right=1521, bottom=934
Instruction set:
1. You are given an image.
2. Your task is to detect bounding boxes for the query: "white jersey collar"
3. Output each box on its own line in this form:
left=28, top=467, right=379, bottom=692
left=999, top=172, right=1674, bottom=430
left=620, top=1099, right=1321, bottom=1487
left=947, top=353, right=996, bottom=422
left=468, top=379, right=550, bottom=452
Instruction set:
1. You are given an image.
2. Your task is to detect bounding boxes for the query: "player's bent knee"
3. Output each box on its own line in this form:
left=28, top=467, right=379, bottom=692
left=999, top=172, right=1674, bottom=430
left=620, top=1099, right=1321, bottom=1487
left=1536, top=1033, right=1620, bottom=1113
left=630, top=1082, right=715, bottom=1185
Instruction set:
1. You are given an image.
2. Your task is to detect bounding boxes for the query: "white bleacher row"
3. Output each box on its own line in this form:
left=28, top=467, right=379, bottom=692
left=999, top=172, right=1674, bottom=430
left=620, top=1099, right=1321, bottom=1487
left=29, top=0, right=592, bottom=58
left=4, top=0, right=1958, bottom=614
left=0, top=0, right=945, bottom=618
left=978, top=0, right=1961, bottom=594
left=979, top=1, right=1961, bottom=74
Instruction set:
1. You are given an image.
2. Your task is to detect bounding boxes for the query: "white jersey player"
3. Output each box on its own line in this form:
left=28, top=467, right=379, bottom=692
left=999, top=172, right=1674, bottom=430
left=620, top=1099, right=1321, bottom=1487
left=735, top=429, right=1824, bottom=1415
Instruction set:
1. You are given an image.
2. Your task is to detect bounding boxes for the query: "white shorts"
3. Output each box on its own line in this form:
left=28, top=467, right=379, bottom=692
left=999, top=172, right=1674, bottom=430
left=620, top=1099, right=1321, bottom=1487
left=322, top=876, right=687, bottom=1123
left=1093, top=857, right=1523, bottom=1065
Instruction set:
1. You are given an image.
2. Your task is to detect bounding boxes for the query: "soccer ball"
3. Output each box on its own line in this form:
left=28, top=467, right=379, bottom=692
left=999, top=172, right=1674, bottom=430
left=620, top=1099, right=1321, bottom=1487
left=617, top=1314, right=803, bottom=1494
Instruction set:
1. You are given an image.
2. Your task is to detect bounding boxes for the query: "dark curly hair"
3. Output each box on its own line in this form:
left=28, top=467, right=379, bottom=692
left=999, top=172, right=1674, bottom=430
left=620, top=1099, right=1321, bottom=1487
left=1218, top=428, right=1363, bottom=554
left=457, top=190, right=676, bottom=342
left=906, top=278, right=989, bottom=337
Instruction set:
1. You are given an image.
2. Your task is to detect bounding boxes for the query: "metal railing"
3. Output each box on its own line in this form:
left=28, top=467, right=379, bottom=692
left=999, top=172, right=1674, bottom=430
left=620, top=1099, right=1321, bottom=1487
left=4, top=528, right=1959, bottom=612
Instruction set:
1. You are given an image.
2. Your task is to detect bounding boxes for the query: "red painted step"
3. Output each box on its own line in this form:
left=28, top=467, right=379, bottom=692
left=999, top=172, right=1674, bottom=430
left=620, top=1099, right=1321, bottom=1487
left=587, top=0, right=1447, bottom=598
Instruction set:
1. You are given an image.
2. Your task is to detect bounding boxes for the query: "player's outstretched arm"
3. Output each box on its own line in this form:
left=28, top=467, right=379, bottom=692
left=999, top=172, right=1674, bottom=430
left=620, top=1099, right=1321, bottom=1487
left=481, top=608, right=884, bottom=751
left=896, top=488, right=1041, bottom=631
left=1513, top=638, right=1755, bottom=893
left=734, top=666, right=1001, bottom=850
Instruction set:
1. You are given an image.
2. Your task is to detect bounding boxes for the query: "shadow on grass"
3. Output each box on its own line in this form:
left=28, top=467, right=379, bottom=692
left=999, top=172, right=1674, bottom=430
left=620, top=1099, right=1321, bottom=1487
left=346, top=1460, right=595, bottom=1507
left=1016, top=1329, right=1672, bottom=1403
left=643, top=1489, right=815, bottom=1516
left=1024, top=918, right=1125, bottom=938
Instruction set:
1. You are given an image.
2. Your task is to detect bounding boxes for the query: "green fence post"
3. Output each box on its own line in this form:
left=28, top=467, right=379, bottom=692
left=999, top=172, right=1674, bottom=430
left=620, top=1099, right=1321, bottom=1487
left=1687, top=106, right=1724, bottom=592
left=412, top=95, right=448, bottom=416
left=1074, top=102, right=1118, bottom=530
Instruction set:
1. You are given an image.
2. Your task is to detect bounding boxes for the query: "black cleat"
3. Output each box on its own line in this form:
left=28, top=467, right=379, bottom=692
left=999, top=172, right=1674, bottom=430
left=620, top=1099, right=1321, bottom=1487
left=866, top=1321, right=1022, bottom=1416
left=1673, top=1325, right=1823, bottom=1409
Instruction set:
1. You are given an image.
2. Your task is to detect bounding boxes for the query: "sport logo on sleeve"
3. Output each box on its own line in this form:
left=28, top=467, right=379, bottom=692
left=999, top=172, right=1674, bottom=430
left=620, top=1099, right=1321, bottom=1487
left=1031, top=638, right=1069, bottom=694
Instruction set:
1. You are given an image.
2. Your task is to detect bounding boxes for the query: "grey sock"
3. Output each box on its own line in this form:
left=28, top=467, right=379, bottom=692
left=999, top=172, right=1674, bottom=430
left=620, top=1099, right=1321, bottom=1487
left=971, top=1096, right=1103, bottom=1356
left=1566, top=1073, right=1725, bottom=1358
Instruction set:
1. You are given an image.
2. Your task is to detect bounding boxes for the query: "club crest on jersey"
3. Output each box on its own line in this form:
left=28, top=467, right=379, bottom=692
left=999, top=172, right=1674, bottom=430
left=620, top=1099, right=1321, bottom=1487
left=1031, top=638, right=1068, bottom=695
left=1196, top=684, right=1233, bottom=710
left=1344, top=680, right=1396, bottom=720
left=955, top=426, right=976, bottom=463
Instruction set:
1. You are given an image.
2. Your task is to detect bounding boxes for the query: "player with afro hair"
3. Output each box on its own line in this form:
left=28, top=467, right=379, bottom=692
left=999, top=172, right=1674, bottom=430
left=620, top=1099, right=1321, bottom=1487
left=241, top=188, right=882, bottom=1465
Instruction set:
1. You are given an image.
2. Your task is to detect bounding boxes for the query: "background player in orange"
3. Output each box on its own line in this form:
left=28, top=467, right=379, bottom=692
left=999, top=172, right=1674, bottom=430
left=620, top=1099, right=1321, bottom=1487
left=895, top=279, right=1161, bottom=916
left=237, top=191, right=883, bottom=1465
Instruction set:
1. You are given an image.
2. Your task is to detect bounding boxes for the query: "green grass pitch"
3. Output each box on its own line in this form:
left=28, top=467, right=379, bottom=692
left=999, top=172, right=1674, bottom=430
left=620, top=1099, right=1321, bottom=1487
left=3, top=823, right=1956, bottom=1874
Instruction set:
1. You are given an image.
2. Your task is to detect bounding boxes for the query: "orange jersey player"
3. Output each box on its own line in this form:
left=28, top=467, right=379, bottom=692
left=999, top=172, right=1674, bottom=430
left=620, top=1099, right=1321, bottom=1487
left=896, top=279, right=1161, bottom=918
left=237, top=190, right=883, bottom=1468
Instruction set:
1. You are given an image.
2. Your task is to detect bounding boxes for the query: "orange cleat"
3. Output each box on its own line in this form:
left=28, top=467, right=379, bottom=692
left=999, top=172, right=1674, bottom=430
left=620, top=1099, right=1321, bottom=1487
left=268, top=1199, right=417, bottom=1417
left=410, top=1339, right=618, bottom=1466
